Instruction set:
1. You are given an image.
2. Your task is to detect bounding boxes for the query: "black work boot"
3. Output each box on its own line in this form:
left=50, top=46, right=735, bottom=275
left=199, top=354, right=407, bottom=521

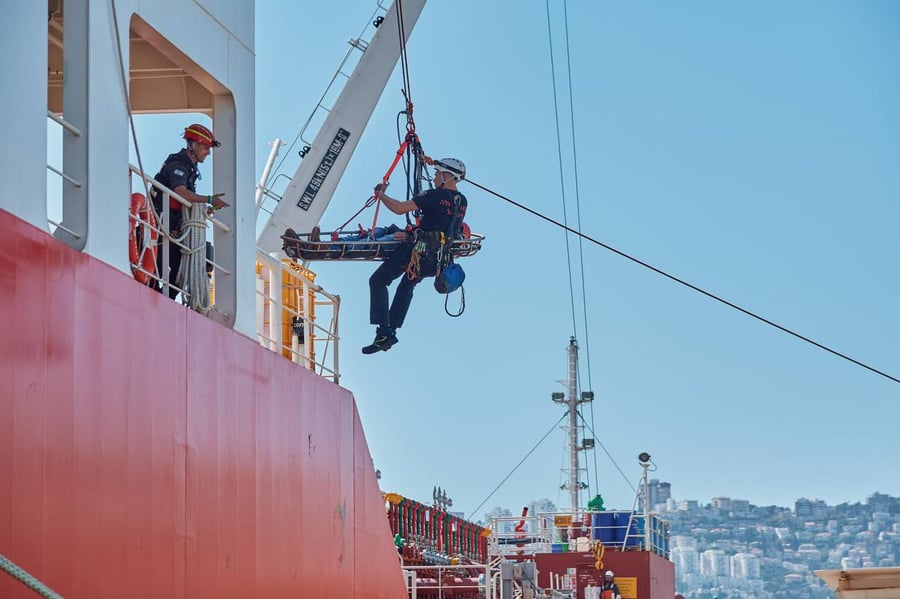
left=362, top=326, right=398, bottom=354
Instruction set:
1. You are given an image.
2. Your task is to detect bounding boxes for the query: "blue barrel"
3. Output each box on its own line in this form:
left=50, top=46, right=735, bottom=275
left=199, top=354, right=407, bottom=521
left=612, top=511, right=628, bottom=543
left=620, top=513, right=644, bottom=547
left=592, top=512, right=616, bottom=543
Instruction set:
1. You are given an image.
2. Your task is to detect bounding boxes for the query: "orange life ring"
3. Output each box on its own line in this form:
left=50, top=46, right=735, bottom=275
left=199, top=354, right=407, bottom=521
left=128, top=192, right=159, bottom=284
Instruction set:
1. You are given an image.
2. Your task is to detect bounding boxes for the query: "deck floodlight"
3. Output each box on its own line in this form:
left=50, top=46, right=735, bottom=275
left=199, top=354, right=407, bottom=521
left=638, top=452, right=651, bottom=464
left=582, top=438, right=595, bottom=449
left=551, top=392, right=565, bottom=400
left=581, top=391, right=594, bottom=401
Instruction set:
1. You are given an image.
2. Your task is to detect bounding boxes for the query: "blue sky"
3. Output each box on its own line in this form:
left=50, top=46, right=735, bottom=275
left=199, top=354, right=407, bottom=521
left=119, top=1, right=899, bottom=519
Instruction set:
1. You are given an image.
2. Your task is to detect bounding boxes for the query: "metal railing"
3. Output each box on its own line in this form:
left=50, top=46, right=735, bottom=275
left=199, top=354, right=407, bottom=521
left=46, top=111, right=83, bottom=239
left=255, top=251, right=340, bottom=383
left=128, top=166, right=340, bottom=381
left=129, top=164, right=232, bottom=302
left=403, top=563, right=490, bottom=599
left=488, top=511, right=670, bottom=558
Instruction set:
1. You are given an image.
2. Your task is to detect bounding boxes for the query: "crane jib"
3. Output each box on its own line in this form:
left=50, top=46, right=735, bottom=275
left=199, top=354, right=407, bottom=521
left=297, top=127, right=352, bottom=211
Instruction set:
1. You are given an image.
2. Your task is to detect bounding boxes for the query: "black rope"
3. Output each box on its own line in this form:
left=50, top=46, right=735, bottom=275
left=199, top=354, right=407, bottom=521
left=464, top=177, right=900, bottom=386
left=444, top=286, right=465, bottom=317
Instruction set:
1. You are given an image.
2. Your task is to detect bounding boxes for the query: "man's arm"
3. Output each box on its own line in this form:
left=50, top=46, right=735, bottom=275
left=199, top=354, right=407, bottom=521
left=173, top=185, right=228, bottom=209
left=374, top=184, right=417, bottom=215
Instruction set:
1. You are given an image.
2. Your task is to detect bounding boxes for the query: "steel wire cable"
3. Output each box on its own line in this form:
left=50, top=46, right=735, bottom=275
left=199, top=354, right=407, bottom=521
left=545, top=0, right=579, bottom=340
left=466, top=413, right=567, bottom=521
left=464, top=177, right=900, bottom=385
left=560, top=0, right=602, bottom=500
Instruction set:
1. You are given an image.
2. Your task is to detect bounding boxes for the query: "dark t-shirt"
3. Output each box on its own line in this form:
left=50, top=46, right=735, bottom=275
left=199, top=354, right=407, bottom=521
left=413, top=188, right=467, bottom=233
left=150, top=149, right=199, bottom=213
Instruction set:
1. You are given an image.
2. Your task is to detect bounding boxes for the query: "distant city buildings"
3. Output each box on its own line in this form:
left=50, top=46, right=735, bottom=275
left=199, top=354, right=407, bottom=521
left=648, top=479, right=671, bottom=511
left=730, top=553, right=760, bottom=579
left=795, top=498, right=828, bottom=519
left=480, top=488, right=899, bottom=599
left=700, top=549, right=729, bottom=577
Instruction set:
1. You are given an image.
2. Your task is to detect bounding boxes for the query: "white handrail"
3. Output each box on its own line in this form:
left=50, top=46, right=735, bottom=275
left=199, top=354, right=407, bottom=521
left=255, top=251, right=341, bottom=383
left=46, top=111, right=81, bottom=137
left=129, top=164, right=231, bottom=233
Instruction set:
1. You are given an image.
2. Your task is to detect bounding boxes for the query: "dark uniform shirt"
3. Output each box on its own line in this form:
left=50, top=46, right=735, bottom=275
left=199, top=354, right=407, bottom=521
left=150, top=148, right=199, bottom=231
left=413, top=188, right=467, bottom=233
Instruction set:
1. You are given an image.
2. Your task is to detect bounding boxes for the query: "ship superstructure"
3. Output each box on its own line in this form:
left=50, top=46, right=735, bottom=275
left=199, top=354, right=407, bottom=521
left=0, top=1, right=426, bottom=597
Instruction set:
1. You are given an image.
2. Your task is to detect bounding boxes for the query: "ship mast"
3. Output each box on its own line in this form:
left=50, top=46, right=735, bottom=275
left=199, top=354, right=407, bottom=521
left=552, top=337, right=593, bottom=513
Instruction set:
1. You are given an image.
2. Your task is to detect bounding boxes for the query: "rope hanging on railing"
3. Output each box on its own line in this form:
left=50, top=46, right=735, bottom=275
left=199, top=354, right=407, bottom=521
left=175, top=203, right=211, bottom=314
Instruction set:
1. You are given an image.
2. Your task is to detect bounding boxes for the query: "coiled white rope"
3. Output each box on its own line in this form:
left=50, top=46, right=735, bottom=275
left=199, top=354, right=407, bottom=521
left=175, top=203, right=211, bottom=314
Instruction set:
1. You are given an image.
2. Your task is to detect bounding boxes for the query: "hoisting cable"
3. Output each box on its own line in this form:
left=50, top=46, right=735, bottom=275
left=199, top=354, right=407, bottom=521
left=547, top=0, right=602, bottom=497
left=368, top=0, right=420, bottom=237
left=464, top=178, right=900, bottom=386
left=545, top=0, right=580, bottom=345
left=394, top=0, right=415, bottom=131
left=466, top=412, right=567, bottom=521
left=559, top=0, right=601, bottom=497
left=330, top=114, right=424, bottom=239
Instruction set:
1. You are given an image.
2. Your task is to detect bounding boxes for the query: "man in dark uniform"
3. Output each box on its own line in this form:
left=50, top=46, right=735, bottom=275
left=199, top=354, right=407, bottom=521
left=151, top=123, right=228, bottom=298
left=363, top=157, right=467, bottom=354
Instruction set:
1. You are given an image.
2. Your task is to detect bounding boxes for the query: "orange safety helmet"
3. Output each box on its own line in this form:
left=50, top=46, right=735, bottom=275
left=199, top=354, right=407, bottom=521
left=183, top=123, right=221, bottom=148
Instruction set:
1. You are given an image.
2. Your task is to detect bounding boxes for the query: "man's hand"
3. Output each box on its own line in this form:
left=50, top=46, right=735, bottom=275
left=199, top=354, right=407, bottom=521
left=392, top=231, right=408, bottom=241
left=374, top=182, right=389, bottom=195
left=209, top=193, right=228, bottom=211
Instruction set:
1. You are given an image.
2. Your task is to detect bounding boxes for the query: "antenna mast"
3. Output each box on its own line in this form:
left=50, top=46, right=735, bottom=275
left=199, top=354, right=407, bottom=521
left=552, top=337, right=594, bottom=513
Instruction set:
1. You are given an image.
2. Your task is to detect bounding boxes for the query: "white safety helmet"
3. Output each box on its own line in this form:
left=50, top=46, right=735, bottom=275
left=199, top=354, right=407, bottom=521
left=433, top=157, right=466, bottom=181
left=604, top=570, right=614, bottom=578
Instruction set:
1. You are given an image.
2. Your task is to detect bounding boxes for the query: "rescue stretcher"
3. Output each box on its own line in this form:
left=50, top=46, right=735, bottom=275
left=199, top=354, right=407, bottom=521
left=281, top=230, right=484, bottom=261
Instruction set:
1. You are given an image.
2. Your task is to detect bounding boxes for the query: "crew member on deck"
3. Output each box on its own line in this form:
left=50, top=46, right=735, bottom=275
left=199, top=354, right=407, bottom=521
left=600, top=570, right=622, bottom=599
left=151, top=123, right=229, bottom=298
left=363, top=158, right=467, bottom=354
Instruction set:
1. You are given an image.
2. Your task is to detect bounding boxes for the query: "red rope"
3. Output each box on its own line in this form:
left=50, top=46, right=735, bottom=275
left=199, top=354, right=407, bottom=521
left=369, top=136, right=413, bottom=236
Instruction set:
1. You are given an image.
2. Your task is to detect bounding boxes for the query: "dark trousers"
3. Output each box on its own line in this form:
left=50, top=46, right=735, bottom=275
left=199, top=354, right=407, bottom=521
left=369, top=244, right=436, bottom=329
left=155, top=210, right=182, bottom=300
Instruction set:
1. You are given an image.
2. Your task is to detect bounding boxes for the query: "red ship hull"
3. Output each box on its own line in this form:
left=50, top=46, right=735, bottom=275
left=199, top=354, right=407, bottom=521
left=0, top=209, right=406, bottom=598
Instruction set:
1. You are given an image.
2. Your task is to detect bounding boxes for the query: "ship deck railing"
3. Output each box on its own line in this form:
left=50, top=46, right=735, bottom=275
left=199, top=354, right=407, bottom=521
left=402, top=563, right=491, bottom=599
left=254, top=251, right=340, bottom=383
left=487, top=511, right=670, bottom=559
left=129, top=164, right=233, bottom=302
left=127, top=166, right=341, bottom=382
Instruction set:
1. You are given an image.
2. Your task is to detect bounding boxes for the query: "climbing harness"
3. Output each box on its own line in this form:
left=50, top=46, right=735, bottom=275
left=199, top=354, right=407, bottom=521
left=128, top=192, right=159, bottom=285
